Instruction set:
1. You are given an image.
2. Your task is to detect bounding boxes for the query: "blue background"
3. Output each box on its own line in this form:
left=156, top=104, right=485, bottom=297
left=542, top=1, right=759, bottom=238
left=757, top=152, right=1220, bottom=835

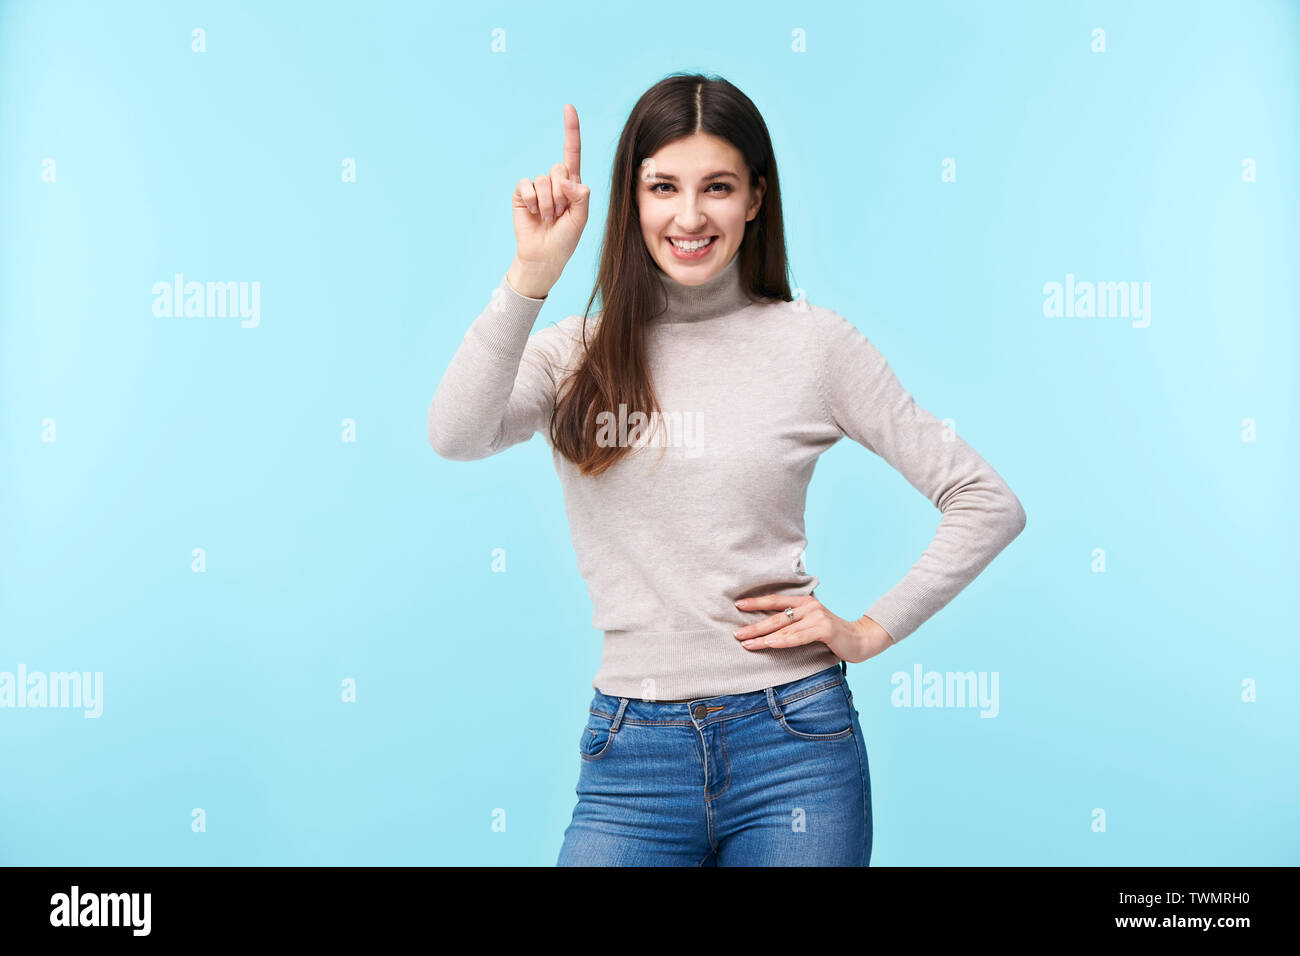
left=1, top=0, right=1296, bottom=865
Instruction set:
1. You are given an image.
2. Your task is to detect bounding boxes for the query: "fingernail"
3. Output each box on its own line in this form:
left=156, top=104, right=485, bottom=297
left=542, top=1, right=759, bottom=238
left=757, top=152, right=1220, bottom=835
left=735, top=599, right=746, bottom=607
left=732, top=629, right=741, bottom=637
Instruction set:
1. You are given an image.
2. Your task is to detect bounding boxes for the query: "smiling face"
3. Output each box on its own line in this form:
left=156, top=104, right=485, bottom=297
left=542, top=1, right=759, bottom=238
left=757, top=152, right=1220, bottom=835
left=637, top=132, right=765, bottom=285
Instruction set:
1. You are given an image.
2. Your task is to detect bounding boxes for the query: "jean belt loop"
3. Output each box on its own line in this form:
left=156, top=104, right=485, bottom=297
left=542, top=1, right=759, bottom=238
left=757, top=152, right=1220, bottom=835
left=610, top=697, right=629, bottom=732
left=840, top=659, right=847, bottom=677
left=763, top=685, right=783, bottom=720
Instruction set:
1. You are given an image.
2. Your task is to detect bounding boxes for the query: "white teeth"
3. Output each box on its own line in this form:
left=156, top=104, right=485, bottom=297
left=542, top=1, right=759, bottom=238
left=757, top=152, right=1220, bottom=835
left=669, top=237, right=714, bottom=252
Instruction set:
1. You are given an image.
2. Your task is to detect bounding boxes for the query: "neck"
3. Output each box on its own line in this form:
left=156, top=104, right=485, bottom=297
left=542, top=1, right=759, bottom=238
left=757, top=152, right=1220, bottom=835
left=652, top=247, right=753, bottom=323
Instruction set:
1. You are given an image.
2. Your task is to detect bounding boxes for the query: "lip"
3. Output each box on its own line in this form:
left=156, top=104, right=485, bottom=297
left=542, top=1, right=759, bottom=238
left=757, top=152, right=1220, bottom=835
left=665, top=235, right=718, bottom=260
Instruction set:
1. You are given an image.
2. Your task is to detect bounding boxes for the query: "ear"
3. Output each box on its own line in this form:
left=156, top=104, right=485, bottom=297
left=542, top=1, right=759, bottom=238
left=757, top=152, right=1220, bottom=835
left=748, top=175, right=766, bottom=221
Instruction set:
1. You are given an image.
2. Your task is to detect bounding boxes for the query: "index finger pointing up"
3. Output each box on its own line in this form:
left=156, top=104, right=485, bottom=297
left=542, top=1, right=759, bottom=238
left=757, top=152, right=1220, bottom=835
left=562, top=103, right=581, bottom=184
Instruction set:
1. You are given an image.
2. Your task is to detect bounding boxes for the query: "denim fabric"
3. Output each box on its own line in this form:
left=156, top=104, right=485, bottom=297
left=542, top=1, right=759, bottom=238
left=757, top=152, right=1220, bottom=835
left=557, top=662, right=872, bottom=866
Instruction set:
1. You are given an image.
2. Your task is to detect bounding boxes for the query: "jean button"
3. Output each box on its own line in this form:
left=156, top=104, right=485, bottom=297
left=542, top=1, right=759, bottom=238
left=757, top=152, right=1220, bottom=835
left=692, top=704, right=707, bottom=720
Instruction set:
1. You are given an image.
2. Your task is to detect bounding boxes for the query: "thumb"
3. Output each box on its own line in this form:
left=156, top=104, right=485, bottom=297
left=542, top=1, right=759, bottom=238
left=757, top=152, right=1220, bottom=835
left=561, top=179, right=589, bottom=228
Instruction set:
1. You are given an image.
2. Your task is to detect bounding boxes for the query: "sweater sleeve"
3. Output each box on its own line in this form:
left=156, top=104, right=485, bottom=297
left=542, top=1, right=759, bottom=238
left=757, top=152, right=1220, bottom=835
left=427, top=272, right=574, bottom=460
left=816, top=308, right=1027, bottom=643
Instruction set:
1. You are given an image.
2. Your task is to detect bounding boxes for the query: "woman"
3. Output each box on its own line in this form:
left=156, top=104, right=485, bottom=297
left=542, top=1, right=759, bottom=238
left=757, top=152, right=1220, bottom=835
left=428, top=73, right=1026, bottom=866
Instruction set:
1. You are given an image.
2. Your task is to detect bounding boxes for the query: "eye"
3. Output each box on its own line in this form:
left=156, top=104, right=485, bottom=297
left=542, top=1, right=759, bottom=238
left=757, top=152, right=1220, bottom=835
left=649, top=182, right=735, bottom=194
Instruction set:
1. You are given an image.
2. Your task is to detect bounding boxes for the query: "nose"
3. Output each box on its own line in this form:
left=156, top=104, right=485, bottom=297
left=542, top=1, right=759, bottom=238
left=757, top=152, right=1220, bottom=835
left=674, top=193, right=706, bottom=230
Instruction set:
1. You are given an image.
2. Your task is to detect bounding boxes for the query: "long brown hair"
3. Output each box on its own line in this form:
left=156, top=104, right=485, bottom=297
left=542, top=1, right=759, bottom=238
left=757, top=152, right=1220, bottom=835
left=550, top=72, right=793, bottom=476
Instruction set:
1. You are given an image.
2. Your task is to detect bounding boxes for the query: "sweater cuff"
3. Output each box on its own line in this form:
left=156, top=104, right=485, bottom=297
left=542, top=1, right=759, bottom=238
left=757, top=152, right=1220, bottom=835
left=468, top=272, right=548, bottom=363
left=865, top=579, right=938, bottom=645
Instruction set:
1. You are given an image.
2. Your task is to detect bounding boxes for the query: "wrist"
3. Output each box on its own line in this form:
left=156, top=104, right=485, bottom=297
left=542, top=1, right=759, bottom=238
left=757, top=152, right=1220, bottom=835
left=506, top=258, right=556, bottom=299
left=855, top=614, right=893, bottom=651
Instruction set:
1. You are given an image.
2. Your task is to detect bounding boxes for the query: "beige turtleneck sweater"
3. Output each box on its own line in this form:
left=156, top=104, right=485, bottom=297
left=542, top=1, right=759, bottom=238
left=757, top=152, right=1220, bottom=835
left=428, top=249, right=1026, bottom=699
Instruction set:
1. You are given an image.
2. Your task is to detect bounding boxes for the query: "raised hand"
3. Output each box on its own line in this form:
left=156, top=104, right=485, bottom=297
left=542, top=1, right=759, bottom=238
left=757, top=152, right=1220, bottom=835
left=508, top=103, right=591, bottom=298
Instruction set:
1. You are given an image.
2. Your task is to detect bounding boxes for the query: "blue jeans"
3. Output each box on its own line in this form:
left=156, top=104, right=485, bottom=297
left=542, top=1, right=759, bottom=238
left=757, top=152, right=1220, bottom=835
left=557, top=662, right=872, bottom=866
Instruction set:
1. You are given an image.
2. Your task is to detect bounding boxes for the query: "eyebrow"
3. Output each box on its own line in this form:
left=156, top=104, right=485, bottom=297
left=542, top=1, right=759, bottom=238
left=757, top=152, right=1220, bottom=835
left=648, top=171, right=739, bottom=182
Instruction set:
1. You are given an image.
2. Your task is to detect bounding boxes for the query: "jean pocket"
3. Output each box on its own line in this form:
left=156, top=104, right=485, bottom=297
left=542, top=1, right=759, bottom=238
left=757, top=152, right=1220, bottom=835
left=776, top=679, right=854, bottom=741
left=579, top=710, right=618, bottom=761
